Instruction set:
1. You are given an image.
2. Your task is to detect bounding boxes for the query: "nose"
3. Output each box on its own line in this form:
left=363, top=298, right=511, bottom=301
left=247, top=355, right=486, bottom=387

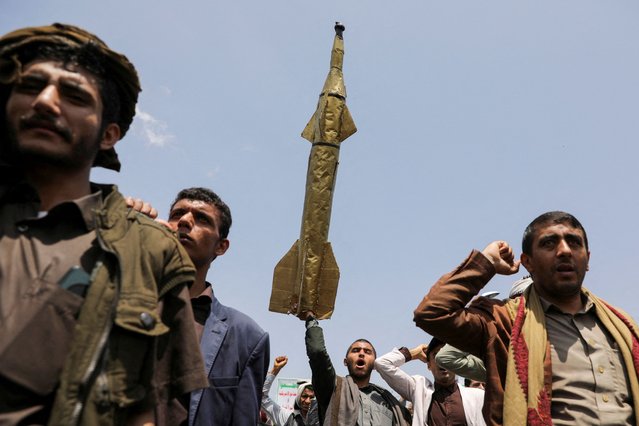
left=32, top=84, right=61, bottom=116
left=177, top=212, right=194, bottom=231
left=556, top=239, right=571, bottom=256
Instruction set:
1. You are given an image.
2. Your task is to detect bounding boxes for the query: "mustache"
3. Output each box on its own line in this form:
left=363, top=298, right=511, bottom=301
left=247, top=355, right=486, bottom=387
left=19, top=114, right=72, bottom=142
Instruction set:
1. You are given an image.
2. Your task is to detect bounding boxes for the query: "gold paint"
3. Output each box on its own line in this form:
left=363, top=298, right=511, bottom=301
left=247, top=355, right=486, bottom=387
left=270, top=23, right=356, bottom=320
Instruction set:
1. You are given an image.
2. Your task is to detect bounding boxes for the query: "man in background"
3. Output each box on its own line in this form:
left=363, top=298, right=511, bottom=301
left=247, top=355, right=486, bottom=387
left=166, top=187, right=270, bottom=425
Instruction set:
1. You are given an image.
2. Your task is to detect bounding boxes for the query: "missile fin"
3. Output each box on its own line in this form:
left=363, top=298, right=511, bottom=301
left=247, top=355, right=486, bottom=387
left=314, top=242, right=340, bottom=319
left=269, top=241, right=301, bottom=314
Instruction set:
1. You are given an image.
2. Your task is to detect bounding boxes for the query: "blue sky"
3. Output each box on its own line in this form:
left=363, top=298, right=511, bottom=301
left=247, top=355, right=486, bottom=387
left=4, top=0, right=639, bottom=386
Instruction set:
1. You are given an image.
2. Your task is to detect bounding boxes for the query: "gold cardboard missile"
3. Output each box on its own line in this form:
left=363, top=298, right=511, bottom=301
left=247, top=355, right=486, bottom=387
left=270, top=22, right=356, bottom=320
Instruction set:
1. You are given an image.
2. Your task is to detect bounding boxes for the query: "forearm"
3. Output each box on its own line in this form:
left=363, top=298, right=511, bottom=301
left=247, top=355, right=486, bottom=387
left=413, top=250, right=495, bottom=353
left=261, top=373, right=291, bottom=425
left=305, top=319, right=336, bottom=407
left=435, top=344, right=487, bottom=382
left=374, top=349, right=419, bottom=401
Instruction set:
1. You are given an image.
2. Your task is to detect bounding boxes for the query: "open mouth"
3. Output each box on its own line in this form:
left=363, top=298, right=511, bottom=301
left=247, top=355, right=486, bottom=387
left=556, top=263, right=575, bottom=274
left=178, top=232, right=193, bottom=243
left=356, top=359, right=366, bottom=368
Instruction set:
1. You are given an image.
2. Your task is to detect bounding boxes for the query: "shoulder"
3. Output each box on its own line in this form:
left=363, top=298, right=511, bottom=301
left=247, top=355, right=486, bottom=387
left=459, top=386, right=486, bottom=403
left=215, top=298, right=268, bottom=340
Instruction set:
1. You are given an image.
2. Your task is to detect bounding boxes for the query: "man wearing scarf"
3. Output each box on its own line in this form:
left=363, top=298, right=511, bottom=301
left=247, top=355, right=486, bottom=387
left=414, top=211, right=639, bottom=425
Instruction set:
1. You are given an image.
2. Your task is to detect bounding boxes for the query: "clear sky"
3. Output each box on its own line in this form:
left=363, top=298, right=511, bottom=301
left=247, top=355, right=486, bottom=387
left=4, top=0, right=639, bottom=386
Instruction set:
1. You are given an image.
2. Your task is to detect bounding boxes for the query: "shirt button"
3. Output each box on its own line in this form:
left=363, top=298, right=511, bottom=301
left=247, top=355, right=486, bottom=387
left=17, top=224, right=28, bottom=232
left=598, top=365, right=605, bottom=374
left=602, top=394, right=609, bottom=403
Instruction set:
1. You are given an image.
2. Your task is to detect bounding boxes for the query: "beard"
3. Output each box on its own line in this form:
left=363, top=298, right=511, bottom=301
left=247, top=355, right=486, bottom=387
left=6, top=114, right=101, bottom=170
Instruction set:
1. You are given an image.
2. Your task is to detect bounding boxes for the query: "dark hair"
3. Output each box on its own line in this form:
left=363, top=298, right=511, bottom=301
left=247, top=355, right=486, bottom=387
left=425, top=337, right=445, bottom=361
left=170, top=187, right=232, bottom=239
left=345, top=338, right=376, bottom=358
left=13, top=43, right=121, bottom=131
left=522, top=211, right=588, bottom=256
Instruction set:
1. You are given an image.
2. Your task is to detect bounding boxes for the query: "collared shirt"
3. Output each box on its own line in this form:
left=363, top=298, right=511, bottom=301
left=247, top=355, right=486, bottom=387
left=191, top=283, right=213, bottom=341
left=358, top=385, right=395, bottom=426
left=0, top=183, right=103, bottom=425
left=541, top=295, right=635, bottom=425
left=427, top=382, right=468, bottom=426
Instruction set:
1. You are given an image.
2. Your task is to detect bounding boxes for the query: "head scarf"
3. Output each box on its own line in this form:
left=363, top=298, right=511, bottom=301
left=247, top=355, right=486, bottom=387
left=0, top=23, right=141, bottom=171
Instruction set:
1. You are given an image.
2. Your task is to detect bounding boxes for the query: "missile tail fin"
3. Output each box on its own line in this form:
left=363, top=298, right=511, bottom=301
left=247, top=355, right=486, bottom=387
left=269, top=241, right=301, bottom=315
left=314, top=242, right=340, bottom=320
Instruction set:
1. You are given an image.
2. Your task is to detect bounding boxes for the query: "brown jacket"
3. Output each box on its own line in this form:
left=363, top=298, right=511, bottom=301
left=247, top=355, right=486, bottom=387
left=413, top=250, right=552, bottom=426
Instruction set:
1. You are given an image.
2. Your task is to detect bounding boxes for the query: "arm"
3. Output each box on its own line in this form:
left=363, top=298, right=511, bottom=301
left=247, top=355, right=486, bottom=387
left=304, top=316, right=336, bottom=420
left=374, top=347, right=431, bottom=402
left=413, top=242, right=518, bottom=355
left=435, top=344, right=487, bottom=382
left=261, top=356, right=293, bottom=425
left=232, top=331, right=270, bottom=424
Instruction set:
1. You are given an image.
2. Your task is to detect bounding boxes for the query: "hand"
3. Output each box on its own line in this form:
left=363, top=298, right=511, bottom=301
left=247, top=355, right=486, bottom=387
left=481, top=241, right=520, bottom=275
left=302, top=311, right=316, bottom=321
left=410, top=344, right=428, bottom=363
left=125, top=197, right=158, bottom=219
left=272, top=355, right=288, bottom=374
left=155, top=218, right=172, bottom=229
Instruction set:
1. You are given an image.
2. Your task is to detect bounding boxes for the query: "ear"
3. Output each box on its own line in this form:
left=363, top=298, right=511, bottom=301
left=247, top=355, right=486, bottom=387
left=215, top=239, right=230, bottom=257
left=520, top=253, right=533, bottom=275
left=586, top=250, right=590, bottom=271
left=99, top=123, right=121, bottom=151
left=343, top=358, right=348, bottom=367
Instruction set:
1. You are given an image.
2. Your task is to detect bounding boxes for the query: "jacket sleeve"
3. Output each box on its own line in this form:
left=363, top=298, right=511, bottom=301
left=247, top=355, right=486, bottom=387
left=435, top=344, right=487, bottom=382
left=261, top=372, right=292, bottom=425
left=374, top=348, right=428, bottom=402
left=305, top=318, right=335, bottom=419
left=233, top=331, right=270, bottom=424
left=413, top=250, right=498, bottom=358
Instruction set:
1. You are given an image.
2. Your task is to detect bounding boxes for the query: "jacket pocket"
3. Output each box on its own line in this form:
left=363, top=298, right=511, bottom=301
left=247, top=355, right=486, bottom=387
left=108, top=295, right=169, bottom=406
left=210, top=376, right=240, bottom=389
left=0, top=280, right=82, bottom=395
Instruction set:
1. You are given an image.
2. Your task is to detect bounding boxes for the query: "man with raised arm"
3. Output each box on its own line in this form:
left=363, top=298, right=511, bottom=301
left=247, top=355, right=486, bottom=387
left=304, top=313, right=411, bottom=426
left=375, top=339, right=485, bottom=426
left=414, top=211, right=639, bottom=425
left=261, top=355, right=318, bottom=426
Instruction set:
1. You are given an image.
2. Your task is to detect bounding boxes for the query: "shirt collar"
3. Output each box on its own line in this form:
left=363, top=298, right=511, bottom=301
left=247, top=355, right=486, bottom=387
left=539, top=292, right=594, bottom=315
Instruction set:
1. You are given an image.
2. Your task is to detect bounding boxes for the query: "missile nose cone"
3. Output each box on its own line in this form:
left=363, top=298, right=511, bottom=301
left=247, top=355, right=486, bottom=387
left=334, top=22, right=345, bottom=38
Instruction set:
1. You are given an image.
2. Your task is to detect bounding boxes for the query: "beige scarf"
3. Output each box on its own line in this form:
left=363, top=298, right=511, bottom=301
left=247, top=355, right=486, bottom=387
left=503, top=285, right=639, bottom=425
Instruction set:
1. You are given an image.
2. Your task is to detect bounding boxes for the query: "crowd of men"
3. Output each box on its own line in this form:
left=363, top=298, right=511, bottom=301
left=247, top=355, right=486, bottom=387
left=0, top=22, right=638, bottom=426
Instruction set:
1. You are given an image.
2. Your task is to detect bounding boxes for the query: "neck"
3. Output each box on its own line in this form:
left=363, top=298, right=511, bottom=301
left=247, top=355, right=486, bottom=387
left=352, top=375, right=370, bottom=388
left=190, top=263, right=211, bottom=298
left=25, top=164, right=91, bottom=211
left=535, top=285, right=584, bottom=315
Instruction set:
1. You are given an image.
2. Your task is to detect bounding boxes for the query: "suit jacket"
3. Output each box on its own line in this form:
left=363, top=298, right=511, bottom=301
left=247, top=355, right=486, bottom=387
left=189, top=295, right=270, bottom=426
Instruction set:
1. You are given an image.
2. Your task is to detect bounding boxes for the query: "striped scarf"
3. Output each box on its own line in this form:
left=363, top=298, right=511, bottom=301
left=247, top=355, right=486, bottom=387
left=503, top=285, right=639, bottom=425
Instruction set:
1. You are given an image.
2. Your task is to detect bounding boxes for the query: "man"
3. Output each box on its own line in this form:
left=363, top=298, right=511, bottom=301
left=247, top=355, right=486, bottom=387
left=165, top=187, right=270, bottom=425
left=261, top=355, right=318, bottom=426
left=375, top=339, right=485, bottom=426
left=0, top=24, right=207, bottom=425
left=305, top=314, right=411, bottom=426
left=414, top=211, right=639, bottom=425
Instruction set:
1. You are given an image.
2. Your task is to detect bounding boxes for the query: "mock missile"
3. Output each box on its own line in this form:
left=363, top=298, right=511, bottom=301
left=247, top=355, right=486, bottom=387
left=269, top=22, right=356, bottom=320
